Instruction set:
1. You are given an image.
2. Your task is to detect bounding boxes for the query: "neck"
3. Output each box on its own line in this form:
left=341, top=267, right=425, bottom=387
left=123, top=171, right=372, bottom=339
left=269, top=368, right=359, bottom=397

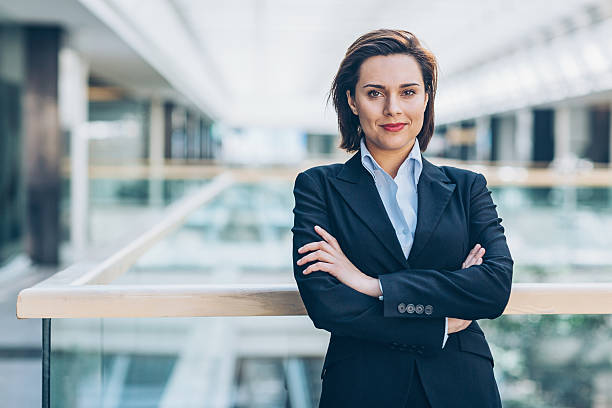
left=365, top=138, right=416, bottom=179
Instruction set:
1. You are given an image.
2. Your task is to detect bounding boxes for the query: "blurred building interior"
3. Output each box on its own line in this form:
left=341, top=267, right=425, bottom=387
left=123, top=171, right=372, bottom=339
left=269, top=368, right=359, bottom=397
left=2, top=0, right=612, bottom=407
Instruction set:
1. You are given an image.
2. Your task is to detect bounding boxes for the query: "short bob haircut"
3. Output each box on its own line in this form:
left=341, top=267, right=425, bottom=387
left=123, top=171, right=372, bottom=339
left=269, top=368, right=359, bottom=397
left=329, top=29, right=438, bottom=153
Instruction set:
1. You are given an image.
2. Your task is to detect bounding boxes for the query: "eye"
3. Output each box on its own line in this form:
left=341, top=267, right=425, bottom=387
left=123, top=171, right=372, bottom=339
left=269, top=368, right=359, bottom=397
left=367, top=90, right=382, bottom=97
left=403, top=89, right=416, bottom=96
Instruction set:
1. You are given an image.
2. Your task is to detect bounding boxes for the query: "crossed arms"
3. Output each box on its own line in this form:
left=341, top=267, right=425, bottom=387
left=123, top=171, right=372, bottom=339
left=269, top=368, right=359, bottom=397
left=291, top=171, right=513, bottom=353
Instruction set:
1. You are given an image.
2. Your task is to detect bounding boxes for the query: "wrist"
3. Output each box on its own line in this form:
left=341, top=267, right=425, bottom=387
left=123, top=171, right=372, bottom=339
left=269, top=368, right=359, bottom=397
left=361, top=275, right=382, bottom=298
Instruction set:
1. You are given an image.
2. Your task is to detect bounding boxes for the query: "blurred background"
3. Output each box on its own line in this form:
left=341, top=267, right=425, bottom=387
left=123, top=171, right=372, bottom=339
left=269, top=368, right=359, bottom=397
left=2, top=0, right=612, bottom=407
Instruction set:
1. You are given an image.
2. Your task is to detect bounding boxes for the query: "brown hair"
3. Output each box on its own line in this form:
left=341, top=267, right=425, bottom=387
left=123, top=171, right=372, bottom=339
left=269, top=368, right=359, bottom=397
left=328, top=29, right=438, bottom=152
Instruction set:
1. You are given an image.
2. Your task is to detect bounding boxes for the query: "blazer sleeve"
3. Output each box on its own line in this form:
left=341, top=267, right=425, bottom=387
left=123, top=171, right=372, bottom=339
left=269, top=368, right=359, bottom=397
left=379, top=173, right=513, bottom=320
left=292, top=171, right=446, bottom=352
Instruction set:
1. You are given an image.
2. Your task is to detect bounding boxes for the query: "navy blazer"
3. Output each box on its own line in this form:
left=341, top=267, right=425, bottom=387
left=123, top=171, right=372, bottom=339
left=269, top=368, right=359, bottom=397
left=291, top=151, right=513, bottom=407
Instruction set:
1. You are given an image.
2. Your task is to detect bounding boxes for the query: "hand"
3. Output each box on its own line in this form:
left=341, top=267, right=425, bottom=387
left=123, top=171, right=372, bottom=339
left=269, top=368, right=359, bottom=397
left=447, top=317, right=472, bottom=334
left=297, top=225, right=380, bottom=297
left=447, top=245, right=486, bottom=334
left=462, top=243, right=485, bottom=269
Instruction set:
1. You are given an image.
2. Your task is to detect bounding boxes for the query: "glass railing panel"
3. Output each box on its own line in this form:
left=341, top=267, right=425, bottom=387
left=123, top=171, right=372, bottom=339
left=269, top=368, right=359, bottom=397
left=481, top=314, right=612, bottom=408
left=113, top=180, right=294, bottom=285
left=49, top=315, right=327, bottom=408
left=88, top=178, right=213, bottom=247
left=60, top=177, right=213, bottom=252
left=88, top=179, right=212, bottom=207
left=492, top=186, right=612, bottom=283
left=50, top=319, right=103, bottom=408
left=49, top=314, right=612, bottom=407
left=113, top=183, right=612, bottom=286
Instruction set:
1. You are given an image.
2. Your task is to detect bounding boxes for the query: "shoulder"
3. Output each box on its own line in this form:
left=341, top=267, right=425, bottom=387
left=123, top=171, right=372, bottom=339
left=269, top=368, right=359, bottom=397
left=295, top=162, right=344, bottom=186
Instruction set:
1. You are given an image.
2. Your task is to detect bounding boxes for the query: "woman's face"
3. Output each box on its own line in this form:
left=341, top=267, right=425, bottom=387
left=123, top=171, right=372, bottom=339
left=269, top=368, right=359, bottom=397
left=346, top=53, right=429, bottom=156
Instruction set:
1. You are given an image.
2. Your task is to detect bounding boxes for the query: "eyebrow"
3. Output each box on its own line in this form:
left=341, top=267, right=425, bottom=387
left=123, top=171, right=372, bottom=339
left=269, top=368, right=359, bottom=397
left=362, top=83, right=420, bottom=89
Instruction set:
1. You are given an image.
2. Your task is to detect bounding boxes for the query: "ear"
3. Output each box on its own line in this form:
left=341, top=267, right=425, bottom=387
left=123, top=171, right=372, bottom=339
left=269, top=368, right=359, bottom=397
left=423, top=91, right=429, bottom=111
left=346, top=90, right=358, bottom=115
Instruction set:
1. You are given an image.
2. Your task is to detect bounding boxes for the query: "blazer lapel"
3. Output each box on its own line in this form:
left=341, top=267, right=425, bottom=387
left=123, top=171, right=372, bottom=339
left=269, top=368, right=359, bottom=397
left=408, top=157, right=456, bottom=263
left=330, top=152, right=408, bottom=267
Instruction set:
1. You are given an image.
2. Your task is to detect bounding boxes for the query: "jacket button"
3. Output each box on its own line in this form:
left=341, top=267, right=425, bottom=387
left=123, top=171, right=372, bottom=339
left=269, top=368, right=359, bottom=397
left=425, top=305, right=433, bottom=315
left=406, top=304, right=415, bottom=313
left=398, top=303, right=406, bottom=313
left=415, top=304, right=424, bottom=314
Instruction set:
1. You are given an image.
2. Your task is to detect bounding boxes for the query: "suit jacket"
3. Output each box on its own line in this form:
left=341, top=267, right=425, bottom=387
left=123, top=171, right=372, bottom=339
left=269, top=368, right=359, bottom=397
left=291, top=151, right=513, bottom=408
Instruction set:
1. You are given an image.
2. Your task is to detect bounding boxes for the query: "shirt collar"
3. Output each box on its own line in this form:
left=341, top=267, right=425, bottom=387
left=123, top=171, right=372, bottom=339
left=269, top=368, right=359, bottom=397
left=360, top=137, right=423, bottom=185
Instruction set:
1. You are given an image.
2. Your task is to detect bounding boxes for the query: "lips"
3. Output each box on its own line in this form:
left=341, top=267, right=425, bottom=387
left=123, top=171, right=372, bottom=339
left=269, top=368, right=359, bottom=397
left=381, top=123, right=406, bottom=132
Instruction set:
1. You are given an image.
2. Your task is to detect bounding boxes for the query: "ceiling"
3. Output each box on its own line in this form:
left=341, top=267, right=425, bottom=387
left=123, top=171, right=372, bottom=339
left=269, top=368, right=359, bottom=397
left=0, top=0, right=181, bottom=101
left=3, top=0, right=612, bottom=130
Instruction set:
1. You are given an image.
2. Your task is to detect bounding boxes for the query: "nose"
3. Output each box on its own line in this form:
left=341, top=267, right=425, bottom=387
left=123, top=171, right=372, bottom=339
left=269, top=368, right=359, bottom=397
left=383, top=94, right=402, bottom=117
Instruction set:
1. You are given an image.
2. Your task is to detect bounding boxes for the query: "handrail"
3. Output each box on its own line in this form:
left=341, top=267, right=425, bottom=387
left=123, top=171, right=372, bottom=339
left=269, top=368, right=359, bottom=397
left=16, top=167, right=612, bottom=320
left=61, top=160, right=612, bottom=186
left=16, top=282, right=612, bottom=319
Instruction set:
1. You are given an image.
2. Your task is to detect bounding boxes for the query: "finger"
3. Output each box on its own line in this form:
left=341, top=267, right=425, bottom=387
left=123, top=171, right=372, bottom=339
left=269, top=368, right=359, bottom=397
left=468, top=244, right=480, bottom=257
left=314, top=225, right=341, bottom=251
left=473, top=248, right=485, bottom=262
left=463, top=244, right=480, bottom=265
left=475, top=257, right=483, bottom=265
left=463, top=254, right=475, bottom=268
left=298, top=240, right=335, bottom=255
left=302, top=261, right=333, bottom=275
left=296, top=250, right=334, bottom=266
left=463, top=255, right=474, bottom=268
left=465, top=244, right=485, bottom=267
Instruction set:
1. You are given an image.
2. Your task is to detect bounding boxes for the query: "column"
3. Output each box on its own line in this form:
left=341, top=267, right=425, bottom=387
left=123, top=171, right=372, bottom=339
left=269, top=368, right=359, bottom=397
left=148, top=97, right=164, bottom=206
left=60, top=47, right=89, bottom=259
left=23, top=26, right=62, bottom=264
left=532, top=109, right=555, bottom=163
left=163, top=102, right=173, bottom=159
left=515, top=109, right=534, bottom=165
left=475, top=116, right=491, bottom=162
left=609, top=104, right=612, bottom=167
left=553, top=106, right=571, bottom=167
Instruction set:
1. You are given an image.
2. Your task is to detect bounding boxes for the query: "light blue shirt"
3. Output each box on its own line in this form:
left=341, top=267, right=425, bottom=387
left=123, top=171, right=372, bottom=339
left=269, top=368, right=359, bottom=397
left=360, top=137, right=449, bottom=348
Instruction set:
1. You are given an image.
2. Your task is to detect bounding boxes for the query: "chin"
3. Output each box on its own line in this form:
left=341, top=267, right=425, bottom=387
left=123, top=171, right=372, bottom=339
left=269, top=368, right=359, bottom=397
left=379, top=135, right=414, bottom=150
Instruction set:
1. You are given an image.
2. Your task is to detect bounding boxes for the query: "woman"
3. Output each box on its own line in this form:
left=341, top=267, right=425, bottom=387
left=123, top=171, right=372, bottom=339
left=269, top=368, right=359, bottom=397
left=291, top=29, right=513, bottom=407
